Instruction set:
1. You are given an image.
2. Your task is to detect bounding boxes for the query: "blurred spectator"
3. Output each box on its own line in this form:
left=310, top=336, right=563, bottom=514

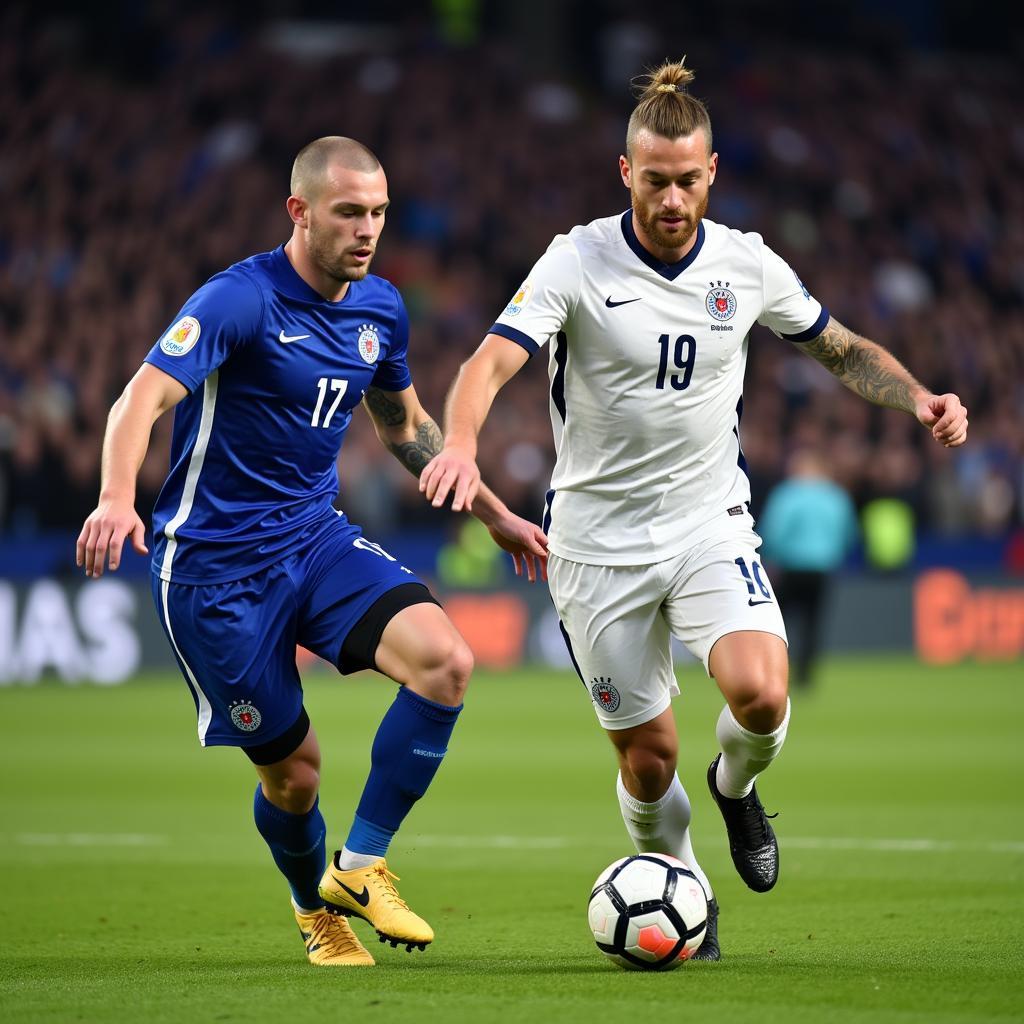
left=759, top=448, right=858, bottom=686
left=862, top=497, right=916, bottom=573
left=437, top=518, right=505, bottom=589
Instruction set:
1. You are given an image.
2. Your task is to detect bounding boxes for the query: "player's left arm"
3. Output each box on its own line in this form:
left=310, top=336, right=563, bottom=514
left=363, top=384, right=548, bottom=581
left=799, top=316, right=968, bottom=447
left=363, top=383, right=445, bottom=479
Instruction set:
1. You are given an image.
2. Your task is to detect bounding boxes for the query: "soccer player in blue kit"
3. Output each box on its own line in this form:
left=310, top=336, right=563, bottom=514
left=76, top=136, right=548, bottom=967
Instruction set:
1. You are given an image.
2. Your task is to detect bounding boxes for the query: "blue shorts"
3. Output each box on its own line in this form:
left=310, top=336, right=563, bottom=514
left=151, top=514, right=437, bottom=753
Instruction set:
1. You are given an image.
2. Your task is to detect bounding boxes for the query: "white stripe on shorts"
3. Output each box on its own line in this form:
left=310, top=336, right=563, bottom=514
left=160, top=578, right=213, bottom=744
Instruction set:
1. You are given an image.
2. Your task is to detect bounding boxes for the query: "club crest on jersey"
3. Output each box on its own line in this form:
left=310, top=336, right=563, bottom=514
left=357, top=324, right=380, bottom=364
left=504, top=281, right=533, bottom=317
left=159, top=316, right=201, bottom=356
left=591, top=677, right=620, bottom=713
left=229, top=700, right=262, bottom=732
left=706, top=281, right=737, bottom=321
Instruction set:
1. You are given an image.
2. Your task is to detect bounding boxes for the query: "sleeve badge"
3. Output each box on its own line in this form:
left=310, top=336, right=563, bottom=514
left=159, top=316, right=202, bottom=356
left=503, top=282, right=533, bottom=317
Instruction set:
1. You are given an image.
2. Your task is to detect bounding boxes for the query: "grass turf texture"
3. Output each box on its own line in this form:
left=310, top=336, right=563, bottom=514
left=1, top=657, right=1022, bottom=1023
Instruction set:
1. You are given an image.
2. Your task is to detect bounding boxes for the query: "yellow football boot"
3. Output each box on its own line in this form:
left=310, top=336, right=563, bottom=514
left=318, top=854, right=434, bottom=951
left=294, top=905, right=375, bottom=966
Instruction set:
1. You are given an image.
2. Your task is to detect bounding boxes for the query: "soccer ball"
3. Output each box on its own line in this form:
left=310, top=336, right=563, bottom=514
left=588, top=853, right=708, bottom=970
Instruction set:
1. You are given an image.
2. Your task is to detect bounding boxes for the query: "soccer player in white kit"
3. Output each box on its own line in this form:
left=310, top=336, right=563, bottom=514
left=420, top=60, right=968, bottom=959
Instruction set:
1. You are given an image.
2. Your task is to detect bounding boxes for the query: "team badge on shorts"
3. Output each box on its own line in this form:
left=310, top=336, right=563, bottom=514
left=357, top=324, right=380, bottom=364
left=706, top=282, right=737, bottom=321
left=159, top=316, right=201, bottom=356
left=229, top=700, right=262, bottom=732
left=503, top=281, right=532, bottom=316
left=591, top=677, right=621, bottom=713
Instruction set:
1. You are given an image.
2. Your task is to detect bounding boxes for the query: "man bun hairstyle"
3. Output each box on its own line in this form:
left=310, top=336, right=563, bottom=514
left=626, top=59, right=712, bottom=157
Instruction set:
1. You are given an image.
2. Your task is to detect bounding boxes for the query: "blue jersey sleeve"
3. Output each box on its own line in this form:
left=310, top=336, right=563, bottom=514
left=145, top=270, right=264, bottom=391
left=369, top=289, right=413, bottom=392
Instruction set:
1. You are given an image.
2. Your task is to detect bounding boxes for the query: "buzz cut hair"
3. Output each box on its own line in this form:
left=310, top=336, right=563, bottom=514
left=290, top=136, right=382, bottom=199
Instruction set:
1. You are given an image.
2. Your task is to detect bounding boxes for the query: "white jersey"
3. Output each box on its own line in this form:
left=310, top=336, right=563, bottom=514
left=489, top=213, right=828, bottom=565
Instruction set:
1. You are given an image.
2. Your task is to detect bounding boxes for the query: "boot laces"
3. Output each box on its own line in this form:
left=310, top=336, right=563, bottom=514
left=739, top=793, right=777, bottom=846
left=373, top=863, right=409, bottom=910
left=307, top=911, right=361, bottom=955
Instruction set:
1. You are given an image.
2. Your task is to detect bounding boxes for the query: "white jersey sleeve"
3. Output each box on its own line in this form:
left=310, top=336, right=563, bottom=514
left=488, top=236, right=581, bottom=355
left=757, top=244, right=829, bottom=342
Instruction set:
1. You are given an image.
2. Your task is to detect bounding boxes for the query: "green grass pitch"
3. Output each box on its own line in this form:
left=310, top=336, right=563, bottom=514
left=1, top=657, right=1022, bottom=1023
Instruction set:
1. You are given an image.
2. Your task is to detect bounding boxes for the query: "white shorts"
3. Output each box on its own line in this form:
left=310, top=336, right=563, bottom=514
left=547, top=521, right=787, bottom=730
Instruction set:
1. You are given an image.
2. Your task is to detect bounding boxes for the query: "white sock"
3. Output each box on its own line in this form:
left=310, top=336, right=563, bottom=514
left=336, top=846, right=382, bottom=871
left=291, top=898, right=323, bottom=916
left=616, top=772, right=713, bottom=900
left=715, top=698, right=791, bottom=799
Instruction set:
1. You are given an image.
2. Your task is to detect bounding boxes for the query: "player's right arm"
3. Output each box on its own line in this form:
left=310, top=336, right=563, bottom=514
left=78, top=271, right=262, bottom=577
left=76, top=364, right=187, bottom=577
left=419, top=335, right=531, bottom=512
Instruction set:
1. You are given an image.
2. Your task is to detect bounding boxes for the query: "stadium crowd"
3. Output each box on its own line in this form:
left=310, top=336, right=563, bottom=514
left=1, top=7, right=1021, bottom=549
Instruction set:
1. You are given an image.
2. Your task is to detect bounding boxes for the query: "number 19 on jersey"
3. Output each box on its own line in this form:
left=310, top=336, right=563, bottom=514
left=655, top=335, right=696, bottom=391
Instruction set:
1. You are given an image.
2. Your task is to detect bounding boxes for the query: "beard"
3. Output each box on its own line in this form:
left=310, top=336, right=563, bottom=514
left=631, top=187, right=709, bottom=254
left=306, top=222, right=373, bottom=282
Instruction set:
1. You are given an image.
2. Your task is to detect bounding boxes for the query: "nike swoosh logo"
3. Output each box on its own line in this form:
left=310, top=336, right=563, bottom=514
left=748, top=599, right=773, bottom=607
left=605, top=296, right=641, bottom=308
left=335, top=880, right=371, bottom=907
left=278, top=330, right=311, bottom=343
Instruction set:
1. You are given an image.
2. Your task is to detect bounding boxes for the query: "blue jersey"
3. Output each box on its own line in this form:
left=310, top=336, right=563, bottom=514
left=144, top=245, right=412, bottom=585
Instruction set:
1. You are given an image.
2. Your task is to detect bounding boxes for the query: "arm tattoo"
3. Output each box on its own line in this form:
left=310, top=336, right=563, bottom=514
left=363, top=387, right=442, bottom=476
left=363, top=386, right=406, bottom=427
left=800, top=317, right=922, bottom=413
left=389, top=419, right=444, bottom=477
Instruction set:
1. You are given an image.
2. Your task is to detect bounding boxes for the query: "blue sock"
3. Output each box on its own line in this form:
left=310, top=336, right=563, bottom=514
left=346, top=686, right=463, bottom=857
left=253, top=784, right=326, bottom=911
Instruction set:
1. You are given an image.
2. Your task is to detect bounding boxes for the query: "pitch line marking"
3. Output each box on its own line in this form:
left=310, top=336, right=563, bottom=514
left=783, top=836, right=1024, bottom=854
left=403, top=835, right=1024, bottom=854
left=8, top=833, right=1023, bottom=854
left=14, top=832, right=167, bottom=847
left=409, top=835, right=572, bottom=850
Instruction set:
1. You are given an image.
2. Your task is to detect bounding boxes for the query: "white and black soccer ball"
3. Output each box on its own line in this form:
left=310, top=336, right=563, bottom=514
left=588, top=853, right=708, bottom=970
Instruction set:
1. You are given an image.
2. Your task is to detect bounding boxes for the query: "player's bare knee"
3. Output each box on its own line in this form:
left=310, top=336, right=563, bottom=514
left=622, top=744, right=675, bottom=796
left=410, top=634, right=473, bottom=707
left=264, top=762, right=320, bottom=814
left=437, top=637, right=473, bottom=705
left=729, top=672, right=788, bottom=732
left=448, top=638, right=474, bottom=699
